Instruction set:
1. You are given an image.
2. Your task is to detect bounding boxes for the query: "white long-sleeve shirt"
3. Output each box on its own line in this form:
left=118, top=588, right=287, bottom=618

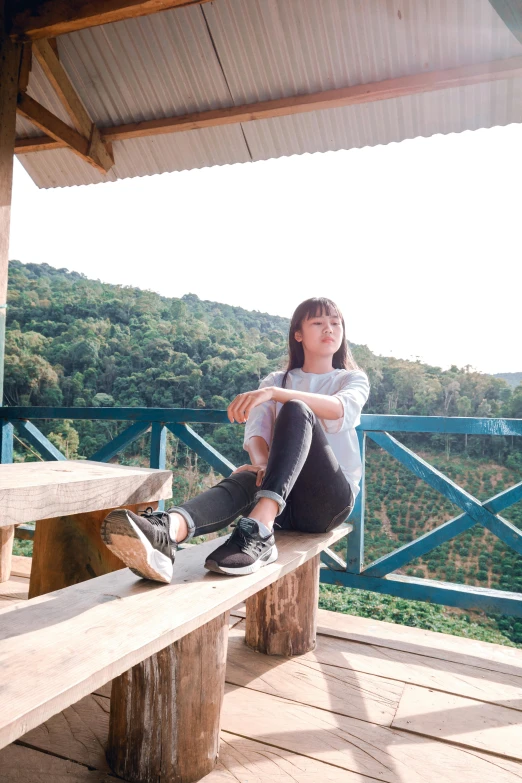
left=243, top=368, right=370, bottom=499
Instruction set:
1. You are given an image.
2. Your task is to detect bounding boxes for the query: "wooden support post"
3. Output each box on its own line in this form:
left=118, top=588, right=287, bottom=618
left=0, top=2, right=21, bottom=403
left=0, top=525, right=14, bottom=583
left=1, top=5, right=21, bottom=585
left=245, top=554, right=320, bottom=656
left=28, top=506, right=136, bottom=598
left=107, top=611, right=229, bottom=783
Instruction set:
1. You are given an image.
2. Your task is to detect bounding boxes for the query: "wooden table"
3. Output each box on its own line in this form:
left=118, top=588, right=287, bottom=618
left=0, top=460, right=172, bottom=597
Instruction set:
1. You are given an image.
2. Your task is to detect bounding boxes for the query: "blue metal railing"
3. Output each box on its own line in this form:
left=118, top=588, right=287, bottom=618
left=2, top=406, right=521, bottom=617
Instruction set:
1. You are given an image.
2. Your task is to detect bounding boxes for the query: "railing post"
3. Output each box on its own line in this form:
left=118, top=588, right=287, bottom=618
left=150, top=422, right=167, bottom=511
left=0, top=420, right=14, bottom=581
left=0, top=420, right=13, bottom=463
left=346, top=429, right=365, bottom=573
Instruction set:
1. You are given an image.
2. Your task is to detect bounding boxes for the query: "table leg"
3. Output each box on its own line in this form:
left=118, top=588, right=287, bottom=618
left=0, top=525, right=14, bottom=583
left=245, top=554, right=320, bottom=656
left=107, top=611, right=229, bottom=783
left=28, top=504, right=151, bottom=598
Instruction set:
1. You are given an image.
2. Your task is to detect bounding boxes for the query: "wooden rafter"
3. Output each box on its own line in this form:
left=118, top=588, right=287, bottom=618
left=17, top=43, right=32, bottom=92
left=16, top=93, right=112, bottom=173
left=14, top=55, right=522, bottom=156
left=9, top=0, right=211, bottom=41
left=31, top=39, right=113, bottom=171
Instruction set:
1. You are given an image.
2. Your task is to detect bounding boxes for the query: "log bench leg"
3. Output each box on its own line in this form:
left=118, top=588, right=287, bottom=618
left=107, top=611, right=229, bottom=783
left=245, top=554, right=320, bottom=656
left=0, top=525, right=14, bottom=583
left=28, top=503, right=151, bottom=598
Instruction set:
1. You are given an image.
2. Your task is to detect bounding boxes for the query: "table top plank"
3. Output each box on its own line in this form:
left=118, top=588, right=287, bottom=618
left=0, top=461, right=172, bottom=526
left=0, top=523, right=350, bottom=750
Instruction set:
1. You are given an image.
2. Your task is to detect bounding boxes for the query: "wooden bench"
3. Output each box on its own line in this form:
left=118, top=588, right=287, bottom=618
left=0, top=523, right=351, bottom=783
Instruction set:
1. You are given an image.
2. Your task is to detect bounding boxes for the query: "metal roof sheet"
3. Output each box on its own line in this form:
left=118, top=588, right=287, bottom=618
left=15, top=0, right=522, bottom=188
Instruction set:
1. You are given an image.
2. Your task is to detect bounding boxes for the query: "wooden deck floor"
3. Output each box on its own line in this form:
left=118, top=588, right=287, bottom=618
left=2, top=557, right=522, bottom=782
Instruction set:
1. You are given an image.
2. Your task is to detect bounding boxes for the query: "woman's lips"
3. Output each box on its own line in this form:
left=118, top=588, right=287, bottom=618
left=322, top=338, right=335, bottom=343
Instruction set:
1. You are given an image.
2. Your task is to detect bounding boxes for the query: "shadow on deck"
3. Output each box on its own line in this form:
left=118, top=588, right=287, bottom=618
left=1, top=557, right=522, bottom=782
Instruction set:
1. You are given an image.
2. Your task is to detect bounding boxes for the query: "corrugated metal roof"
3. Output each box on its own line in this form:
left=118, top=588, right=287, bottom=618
left=15, top=0, right=522, bottom=188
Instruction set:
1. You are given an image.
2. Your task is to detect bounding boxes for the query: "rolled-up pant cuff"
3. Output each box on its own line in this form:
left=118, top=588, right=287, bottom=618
left=254, top=490, right=286, bottom=516
left=167, top=506, right=197, bottom=543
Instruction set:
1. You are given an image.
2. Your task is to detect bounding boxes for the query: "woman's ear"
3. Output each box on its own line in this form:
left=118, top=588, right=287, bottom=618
left=294, top=330, right=302, bottom=343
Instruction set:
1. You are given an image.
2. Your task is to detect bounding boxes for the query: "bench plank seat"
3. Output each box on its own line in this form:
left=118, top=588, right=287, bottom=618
left=0, top=524, right=350, bottom=752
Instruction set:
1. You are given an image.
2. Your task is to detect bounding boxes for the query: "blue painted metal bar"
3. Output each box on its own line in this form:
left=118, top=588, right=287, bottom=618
left=363, top=480, right=522, bottom=578
left=14, top=525, right=35, bottom=541
left=0, top=406, right=230, bottom=425
left=14, top=420, right=66, bottom=461
left=346, top=430, right=365, bottom=573
left=359, top=415, right=522, bottom=436
left=150, top=423, right=168, bottom=511
left=150, top=423, right=167, bottom=470
left=363, top=513, right=476, bottom=578
left=320, top=547, right=347, bottom=572
left=89, top=421, right=150, bottom=462
left=320, top=569, right=522, bottom=617
left=166, top=423, right=236, bottom=477
left=0, top=420, right=14, bottom=464
left=368, top=431, right=522, bottom=555
left=1, top=408, right=521, bottom=436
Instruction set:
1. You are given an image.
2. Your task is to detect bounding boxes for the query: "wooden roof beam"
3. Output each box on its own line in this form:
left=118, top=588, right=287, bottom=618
left=16, top=93, right=113, bottom=172
left=15, top=55, right=522, bottom=156
left=9, top=0, right=212, bottom=41
left=31, top=38, right=113, bottom=171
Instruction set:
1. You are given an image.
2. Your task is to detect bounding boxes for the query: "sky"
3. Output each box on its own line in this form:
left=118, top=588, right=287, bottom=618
left=10, top=124, right=522, bottom=375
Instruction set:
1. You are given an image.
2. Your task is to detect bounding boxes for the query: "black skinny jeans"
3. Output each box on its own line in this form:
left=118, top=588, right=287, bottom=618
left=172, top=400, right=354, bottom=538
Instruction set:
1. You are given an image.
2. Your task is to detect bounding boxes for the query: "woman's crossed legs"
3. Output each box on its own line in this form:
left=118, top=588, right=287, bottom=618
left=101, top=401, right=354, bottom=581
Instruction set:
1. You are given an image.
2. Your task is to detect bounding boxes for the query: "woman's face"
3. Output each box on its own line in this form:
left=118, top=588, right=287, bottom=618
left=295, top=310, right=344, bottom=358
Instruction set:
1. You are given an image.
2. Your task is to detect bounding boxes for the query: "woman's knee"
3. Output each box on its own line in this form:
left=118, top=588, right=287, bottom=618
left=280, top=398, right=314, bottom=419
left=223, top=469, right=258, bottom=499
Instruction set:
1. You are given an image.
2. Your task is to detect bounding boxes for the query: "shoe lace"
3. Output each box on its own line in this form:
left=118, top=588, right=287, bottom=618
left=231, top=519, right=266, bottom=557
left=140, top=507, right=173, bottom=550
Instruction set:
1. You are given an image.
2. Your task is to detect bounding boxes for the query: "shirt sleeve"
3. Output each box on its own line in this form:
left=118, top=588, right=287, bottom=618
left=243, top=371, right=280, bottom=452
left=321, top=370, right=370, bottom=435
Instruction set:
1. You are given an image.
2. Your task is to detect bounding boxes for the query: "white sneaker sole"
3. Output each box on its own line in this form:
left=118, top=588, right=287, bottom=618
left=204, top=545, right=278, bottom=576
left=101, top=509, right=174, bottom=584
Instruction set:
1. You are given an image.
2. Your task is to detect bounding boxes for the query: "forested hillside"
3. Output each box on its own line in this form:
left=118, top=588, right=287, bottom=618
left=5, top=259, right=522, bottom=467
left=5, top=260, right=522, bottom=647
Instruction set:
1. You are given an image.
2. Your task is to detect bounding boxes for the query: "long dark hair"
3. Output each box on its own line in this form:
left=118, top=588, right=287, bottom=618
left=281, top=297, right=360, bottom=388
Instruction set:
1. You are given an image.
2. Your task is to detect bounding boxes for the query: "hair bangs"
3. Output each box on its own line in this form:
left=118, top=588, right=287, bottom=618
left=303, top=298, right=339, bottom=321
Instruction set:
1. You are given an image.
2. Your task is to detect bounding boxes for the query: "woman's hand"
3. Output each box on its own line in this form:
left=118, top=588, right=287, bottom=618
left=232, top=463, right=267, bottom=487
left=227, top=386, right=274, bottom=424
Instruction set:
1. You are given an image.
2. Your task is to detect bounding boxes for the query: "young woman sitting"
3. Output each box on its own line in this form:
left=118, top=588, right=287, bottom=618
left=101, top=297, right=370, bottom=582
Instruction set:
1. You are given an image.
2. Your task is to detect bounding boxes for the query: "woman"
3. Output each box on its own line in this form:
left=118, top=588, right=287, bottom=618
left=101, top=297, right=370, bottom=582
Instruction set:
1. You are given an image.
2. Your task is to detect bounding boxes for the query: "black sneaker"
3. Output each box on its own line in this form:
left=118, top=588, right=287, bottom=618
left=204, top=517, right=278, bottom=576
left=101, top=507, right=176, bottom=583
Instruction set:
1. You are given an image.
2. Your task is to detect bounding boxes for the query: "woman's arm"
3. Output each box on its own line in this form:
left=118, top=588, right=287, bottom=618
left=246, top=435, right=269, bottom=466
left=228, top=385, right=342, bottom=423
left=270, top=387, right=343, bottom=420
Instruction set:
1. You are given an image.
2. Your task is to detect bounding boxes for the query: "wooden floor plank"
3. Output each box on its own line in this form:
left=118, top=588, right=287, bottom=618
left=230, top=620, right=522, bottom=709
left=10, top=556, right=31, bottom=579
left=0, top=743, right=113, bottom=782
left=313, top=609, right=522, bottom=678
left=221, top=683, right=522, bottom=782
left=0, top=577, right=29, bottom=603
left=209, top=731, right=372, bottom=782
left=392, top=684, right=522, bottom=759
left=226, top=626, right=404, bottom=726
left=19, top=695, right=110, bottom=772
